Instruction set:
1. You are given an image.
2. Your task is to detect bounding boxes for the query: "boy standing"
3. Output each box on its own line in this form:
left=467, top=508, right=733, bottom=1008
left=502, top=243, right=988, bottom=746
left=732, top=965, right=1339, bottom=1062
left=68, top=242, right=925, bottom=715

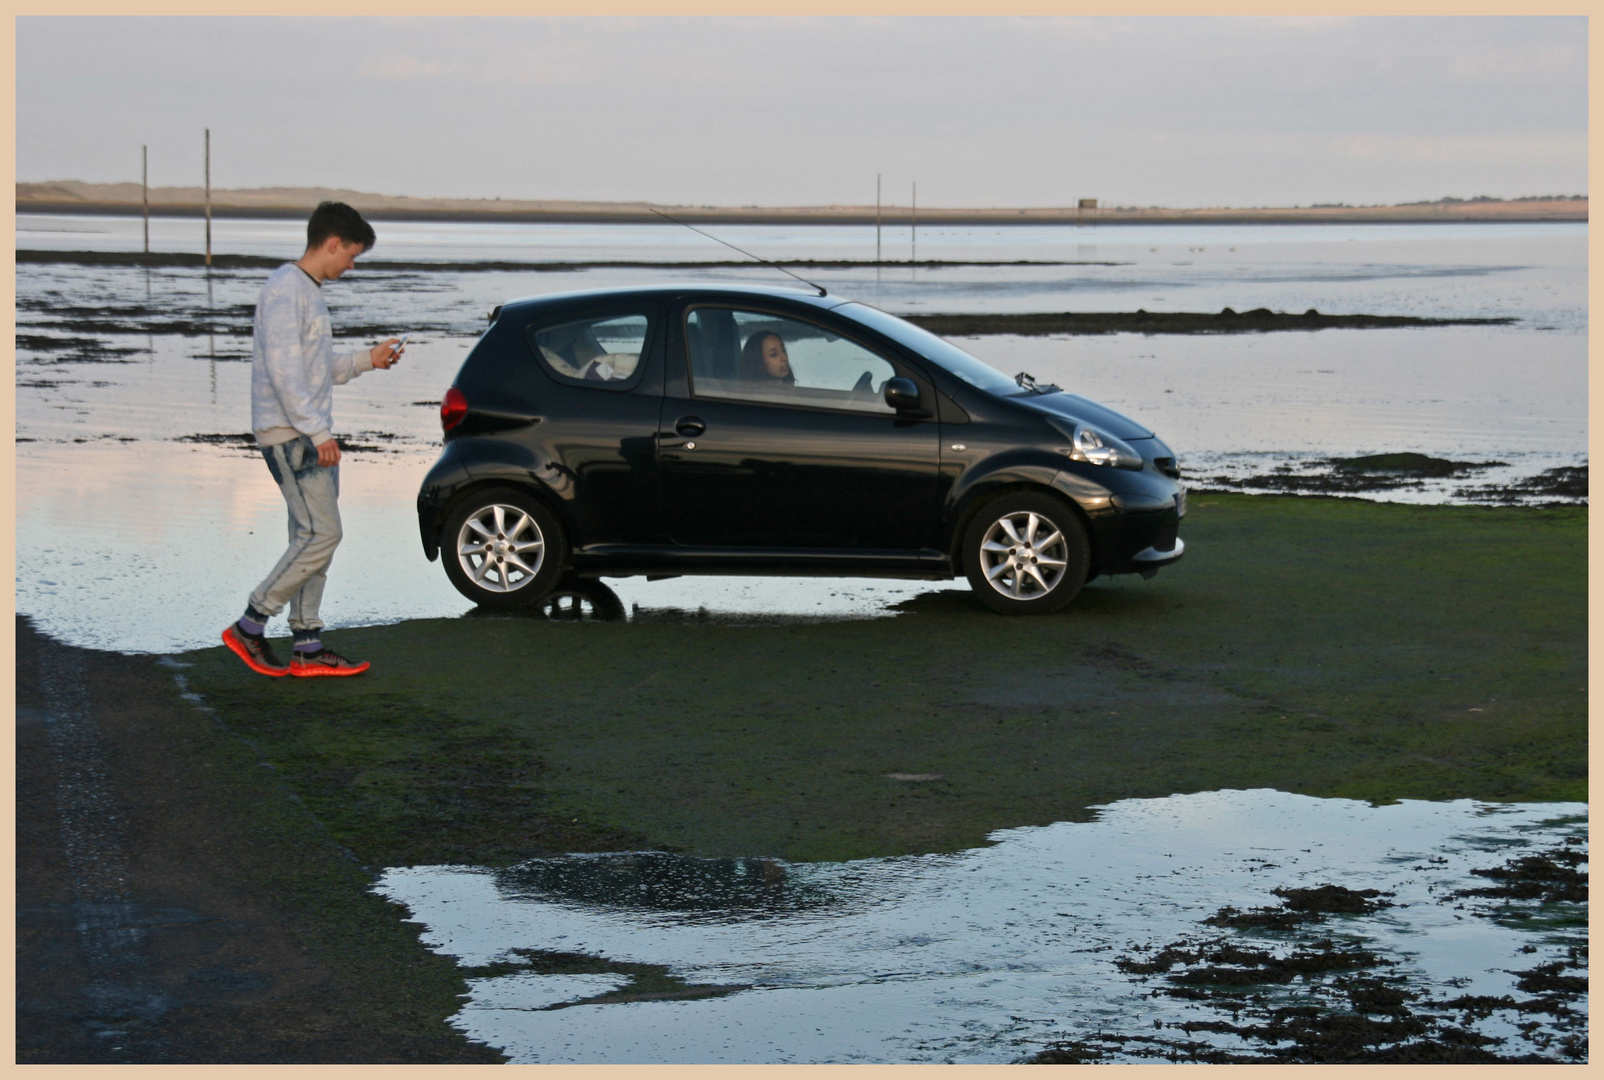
left=222, top=201, right=403, bottom=677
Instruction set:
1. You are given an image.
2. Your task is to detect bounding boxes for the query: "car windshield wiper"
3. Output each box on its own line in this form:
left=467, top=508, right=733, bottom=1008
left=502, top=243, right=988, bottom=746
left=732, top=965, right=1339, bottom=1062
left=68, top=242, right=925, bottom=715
left=1013, top=371, right=1061, bottom=395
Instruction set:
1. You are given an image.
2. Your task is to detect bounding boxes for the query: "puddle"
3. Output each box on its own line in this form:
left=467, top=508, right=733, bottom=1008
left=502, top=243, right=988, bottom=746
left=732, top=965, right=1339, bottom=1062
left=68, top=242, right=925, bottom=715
left=375, top=790, right=1586, bottom=1063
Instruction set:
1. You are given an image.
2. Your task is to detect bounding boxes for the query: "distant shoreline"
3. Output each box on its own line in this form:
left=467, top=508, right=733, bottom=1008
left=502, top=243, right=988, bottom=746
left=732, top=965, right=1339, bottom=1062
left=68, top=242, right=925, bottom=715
left=16, top=182, right=1587, bottom=226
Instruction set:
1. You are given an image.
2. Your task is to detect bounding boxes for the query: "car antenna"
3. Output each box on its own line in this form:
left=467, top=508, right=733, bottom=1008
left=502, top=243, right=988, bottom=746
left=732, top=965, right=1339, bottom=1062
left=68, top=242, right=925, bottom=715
left=650, top=208, right=827, bottom=297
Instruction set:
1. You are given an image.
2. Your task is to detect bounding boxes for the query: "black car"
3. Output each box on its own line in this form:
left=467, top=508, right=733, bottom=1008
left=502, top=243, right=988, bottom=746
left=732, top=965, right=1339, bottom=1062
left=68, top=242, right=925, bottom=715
left=417, top=285, right=1184, bottom=615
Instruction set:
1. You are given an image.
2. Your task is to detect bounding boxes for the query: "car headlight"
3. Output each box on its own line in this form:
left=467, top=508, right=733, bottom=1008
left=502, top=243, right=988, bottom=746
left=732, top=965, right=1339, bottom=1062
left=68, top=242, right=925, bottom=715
left=1047, top=418, right=1144, bottom=470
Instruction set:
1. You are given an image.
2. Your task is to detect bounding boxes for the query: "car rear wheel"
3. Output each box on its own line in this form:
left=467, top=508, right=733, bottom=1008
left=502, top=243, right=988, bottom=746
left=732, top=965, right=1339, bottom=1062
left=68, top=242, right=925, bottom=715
left=442, top=489, right=566, bottom=608
left=963, top=493, right=1089, bottom=615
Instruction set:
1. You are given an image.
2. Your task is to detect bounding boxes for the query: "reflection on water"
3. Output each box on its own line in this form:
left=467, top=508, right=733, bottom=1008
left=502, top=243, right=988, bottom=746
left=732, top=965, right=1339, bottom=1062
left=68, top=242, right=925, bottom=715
left=497, top=852, right=837, bottom=920
left=376, top=790, right=1586, bottom=1064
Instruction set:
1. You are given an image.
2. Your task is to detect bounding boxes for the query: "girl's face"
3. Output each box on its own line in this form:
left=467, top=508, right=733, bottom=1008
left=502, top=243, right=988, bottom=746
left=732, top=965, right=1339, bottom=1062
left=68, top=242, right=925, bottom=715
left=761, top=336, right=790, bottom=379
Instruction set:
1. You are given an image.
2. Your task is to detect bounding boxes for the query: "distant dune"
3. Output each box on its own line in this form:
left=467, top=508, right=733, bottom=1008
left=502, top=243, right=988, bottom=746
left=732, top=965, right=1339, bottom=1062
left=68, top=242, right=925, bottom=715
left=16, top=180, right=1587, bottom=225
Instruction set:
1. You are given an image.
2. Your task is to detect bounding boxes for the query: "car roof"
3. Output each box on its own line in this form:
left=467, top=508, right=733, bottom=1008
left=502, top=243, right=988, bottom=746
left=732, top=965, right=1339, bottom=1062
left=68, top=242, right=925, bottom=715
left=498, top=283, right=854, bottom=319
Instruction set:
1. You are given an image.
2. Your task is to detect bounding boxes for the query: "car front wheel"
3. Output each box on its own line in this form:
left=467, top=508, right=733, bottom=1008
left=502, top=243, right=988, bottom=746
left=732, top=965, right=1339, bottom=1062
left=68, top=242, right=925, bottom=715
left=963, top=493, right=1090, bottom=615
left=442, top=489, right=566, bottom=607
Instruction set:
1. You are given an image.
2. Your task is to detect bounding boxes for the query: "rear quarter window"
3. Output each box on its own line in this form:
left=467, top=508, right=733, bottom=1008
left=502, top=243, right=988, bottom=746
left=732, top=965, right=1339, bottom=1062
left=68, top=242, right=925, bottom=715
left=527, top=312, right=652, bottom=391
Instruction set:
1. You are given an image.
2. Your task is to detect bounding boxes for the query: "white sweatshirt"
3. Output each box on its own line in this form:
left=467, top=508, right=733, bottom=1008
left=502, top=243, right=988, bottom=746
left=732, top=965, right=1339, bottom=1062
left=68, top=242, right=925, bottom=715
left=251, top=263, right=373, bottom=448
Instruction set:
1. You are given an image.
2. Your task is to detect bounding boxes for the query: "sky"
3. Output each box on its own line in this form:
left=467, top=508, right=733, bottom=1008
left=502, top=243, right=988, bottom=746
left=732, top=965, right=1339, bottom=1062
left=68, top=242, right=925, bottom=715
left=15, top=16, right=1588, bottom=209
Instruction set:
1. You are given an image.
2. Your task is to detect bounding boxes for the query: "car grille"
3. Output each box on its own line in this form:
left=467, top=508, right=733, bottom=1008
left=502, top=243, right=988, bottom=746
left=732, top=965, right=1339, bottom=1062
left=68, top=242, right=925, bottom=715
left=1152, top=517, right=1179, bottom=552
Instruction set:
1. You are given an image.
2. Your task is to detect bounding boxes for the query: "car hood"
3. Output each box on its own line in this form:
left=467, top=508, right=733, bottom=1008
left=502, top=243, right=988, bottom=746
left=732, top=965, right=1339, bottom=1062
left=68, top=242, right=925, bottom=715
left=1016, top=393, right=1154, bottom=440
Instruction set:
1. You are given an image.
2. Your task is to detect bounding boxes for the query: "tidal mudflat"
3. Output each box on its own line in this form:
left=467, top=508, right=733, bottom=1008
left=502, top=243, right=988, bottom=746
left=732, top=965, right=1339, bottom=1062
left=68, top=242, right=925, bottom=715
left=14, top=217, right=1586, bottom=650
left=18, top=215, right=1587, bottom=1062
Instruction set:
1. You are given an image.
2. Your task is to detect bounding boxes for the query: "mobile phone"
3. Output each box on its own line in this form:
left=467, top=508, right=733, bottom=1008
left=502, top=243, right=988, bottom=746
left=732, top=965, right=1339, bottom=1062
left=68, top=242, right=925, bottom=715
left=391, top=332, right=410, bottom=354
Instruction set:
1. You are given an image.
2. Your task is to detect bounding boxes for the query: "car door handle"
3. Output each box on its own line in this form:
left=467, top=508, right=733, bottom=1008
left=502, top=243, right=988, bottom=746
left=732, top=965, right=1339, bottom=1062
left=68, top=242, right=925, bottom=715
left=675, top=416, right=706, bottom=438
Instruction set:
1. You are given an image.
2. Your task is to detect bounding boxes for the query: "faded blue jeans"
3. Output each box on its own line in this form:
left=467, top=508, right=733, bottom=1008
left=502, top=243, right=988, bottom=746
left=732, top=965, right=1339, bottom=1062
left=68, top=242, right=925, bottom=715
left=249, top=436, right=342, bottom=633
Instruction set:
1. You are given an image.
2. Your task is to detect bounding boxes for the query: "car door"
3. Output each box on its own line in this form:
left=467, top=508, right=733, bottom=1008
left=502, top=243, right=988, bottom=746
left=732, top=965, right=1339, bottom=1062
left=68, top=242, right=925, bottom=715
left=520, top=306, right=665, bottom=545
left=658, top=303, right=941, bottom=551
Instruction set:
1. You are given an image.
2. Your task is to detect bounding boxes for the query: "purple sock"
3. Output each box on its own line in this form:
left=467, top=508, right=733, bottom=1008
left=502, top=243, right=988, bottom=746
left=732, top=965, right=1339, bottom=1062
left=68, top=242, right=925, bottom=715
left=237, top=612, right=266, bottom=637
left=293, top=631, right=322, bottom=655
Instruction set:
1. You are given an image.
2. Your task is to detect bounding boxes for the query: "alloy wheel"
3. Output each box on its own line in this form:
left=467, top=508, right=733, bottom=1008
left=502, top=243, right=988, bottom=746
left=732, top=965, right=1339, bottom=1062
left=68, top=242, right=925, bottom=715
left=455, top=503, right=546, bottom=593
left=978, top=510, right=1070, bottom=601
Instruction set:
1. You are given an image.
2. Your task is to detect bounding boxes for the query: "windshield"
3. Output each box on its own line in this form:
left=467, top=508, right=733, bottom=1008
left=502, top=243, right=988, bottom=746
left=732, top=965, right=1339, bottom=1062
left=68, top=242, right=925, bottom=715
left=837, top=303, right=1023, bottom=395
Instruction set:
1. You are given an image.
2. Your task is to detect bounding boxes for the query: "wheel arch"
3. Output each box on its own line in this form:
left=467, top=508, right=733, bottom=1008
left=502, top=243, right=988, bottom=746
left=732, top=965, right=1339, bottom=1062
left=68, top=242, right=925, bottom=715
left=947, top=481, right=1099, bottom=580
left=430, top=476, right=576, bottom=571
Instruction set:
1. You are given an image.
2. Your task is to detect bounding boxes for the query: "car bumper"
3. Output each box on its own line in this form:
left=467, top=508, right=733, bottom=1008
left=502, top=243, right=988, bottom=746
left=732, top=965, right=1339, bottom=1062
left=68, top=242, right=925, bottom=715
left=1130, top=536, right=1185, bottom=578
left=417, top=448, right=482, bottom=563
left=1055, top=467, right=1185, bottom=579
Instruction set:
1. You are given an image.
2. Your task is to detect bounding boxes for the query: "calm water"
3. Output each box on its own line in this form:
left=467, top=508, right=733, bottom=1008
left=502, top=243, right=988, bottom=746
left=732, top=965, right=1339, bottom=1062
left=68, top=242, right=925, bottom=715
left=15, top=215, right=1587, bottom=653
left=377, top=790, right=1586, bottom=1064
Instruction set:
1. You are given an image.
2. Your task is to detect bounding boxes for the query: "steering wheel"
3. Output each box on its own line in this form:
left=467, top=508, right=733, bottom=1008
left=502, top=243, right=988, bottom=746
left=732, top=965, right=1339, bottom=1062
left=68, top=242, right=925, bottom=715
left=849, top=370, right=876, bottom=400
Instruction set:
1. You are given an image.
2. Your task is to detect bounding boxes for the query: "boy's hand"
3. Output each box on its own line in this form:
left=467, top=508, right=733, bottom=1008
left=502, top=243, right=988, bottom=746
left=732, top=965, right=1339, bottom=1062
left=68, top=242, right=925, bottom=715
left=372, top=338, right=403, bottom=369
left=317, top=439, right=342, bottom=467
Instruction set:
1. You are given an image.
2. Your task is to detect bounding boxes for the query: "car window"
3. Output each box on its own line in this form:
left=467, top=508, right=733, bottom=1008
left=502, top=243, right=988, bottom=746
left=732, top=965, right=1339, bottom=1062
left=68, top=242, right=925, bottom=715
left=686, top=308, right=898, bottom=414
left=835, top=302, right=1023, bottom=395
left=529, top=313, right=650, bottom=389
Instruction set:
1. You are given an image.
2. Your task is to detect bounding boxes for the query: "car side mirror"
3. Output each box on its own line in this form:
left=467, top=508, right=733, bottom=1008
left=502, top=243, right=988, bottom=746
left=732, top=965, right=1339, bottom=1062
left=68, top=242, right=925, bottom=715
left=883, top=377, right=925, bottom=413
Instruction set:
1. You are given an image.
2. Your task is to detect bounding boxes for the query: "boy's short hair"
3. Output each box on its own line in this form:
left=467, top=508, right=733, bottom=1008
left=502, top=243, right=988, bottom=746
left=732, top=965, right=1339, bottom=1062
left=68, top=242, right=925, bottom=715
left=306, top=201, right=376, bottom=252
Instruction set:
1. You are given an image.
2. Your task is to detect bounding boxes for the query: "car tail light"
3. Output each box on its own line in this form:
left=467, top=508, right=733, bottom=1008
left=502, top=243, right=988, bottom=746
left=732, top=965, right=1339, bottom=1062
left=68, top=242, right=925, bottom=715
left=441, top=386, right=468, bottom=432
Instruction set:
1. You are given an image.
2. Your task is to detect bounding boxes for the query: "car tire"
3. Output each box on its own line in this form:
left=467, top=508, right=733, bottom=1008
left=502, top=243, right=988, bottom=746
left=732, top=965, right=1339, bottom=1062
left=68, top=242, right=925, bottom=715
left=442, top=488, right=566, bottom=608
left=962, top=492, right=1090, bottom=615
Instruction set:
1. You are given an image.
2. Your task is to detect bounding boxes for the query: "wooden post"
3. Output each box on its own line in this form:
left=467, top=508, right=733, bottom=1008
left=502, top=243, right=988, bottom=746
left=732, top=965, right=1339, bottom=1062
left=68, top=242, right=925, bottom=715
left=911, top=182, right=917, bottom=264
left=875, top=174, right=881, bottom=264
left=204, top=128, right=212, bottom=267
left=142, top=145, right=149, bottom=254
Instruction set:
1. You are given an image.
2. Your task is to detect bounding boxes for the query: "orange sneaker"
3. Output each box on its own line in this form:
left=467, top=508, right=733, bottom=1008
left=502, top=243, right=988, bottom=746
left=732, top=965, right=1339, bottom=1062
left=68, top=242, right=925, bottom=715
left=222, top=624, right=290, bottom=677
left=289, top=647, right=370, bottom=677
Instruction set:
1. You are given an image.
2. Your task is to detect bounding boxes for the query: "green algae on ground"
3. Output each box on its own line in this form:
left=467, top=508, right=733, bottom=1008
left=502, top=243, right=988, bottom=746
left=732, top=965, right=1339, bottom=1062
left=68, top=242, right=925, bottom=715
left=183, top=494, right=1586, bottom=867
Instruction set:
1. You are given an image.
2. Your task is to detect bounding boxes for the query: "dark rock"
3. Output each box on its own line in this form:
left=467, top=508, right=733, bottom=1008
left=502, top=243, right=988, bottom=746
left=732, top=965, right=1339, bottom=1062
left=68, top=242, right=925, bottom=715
left=1331, top=452, right=1503, bottom=477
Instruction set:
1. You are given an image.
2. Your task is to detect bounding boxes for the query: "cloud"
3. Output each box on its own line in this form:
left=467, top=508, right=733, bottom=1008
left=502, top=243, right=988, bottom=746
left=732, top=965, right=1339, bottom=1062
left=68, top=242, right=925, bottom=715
left=358, top=55, right=454, bottom=79
left=1238, top=16, right=1357, bottom=31
left=1331, top=133, right=1585, bottom=163
left=1015, top=16, right=1120, bottom=39
left=1451, top=45, right=1582, bottom=80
